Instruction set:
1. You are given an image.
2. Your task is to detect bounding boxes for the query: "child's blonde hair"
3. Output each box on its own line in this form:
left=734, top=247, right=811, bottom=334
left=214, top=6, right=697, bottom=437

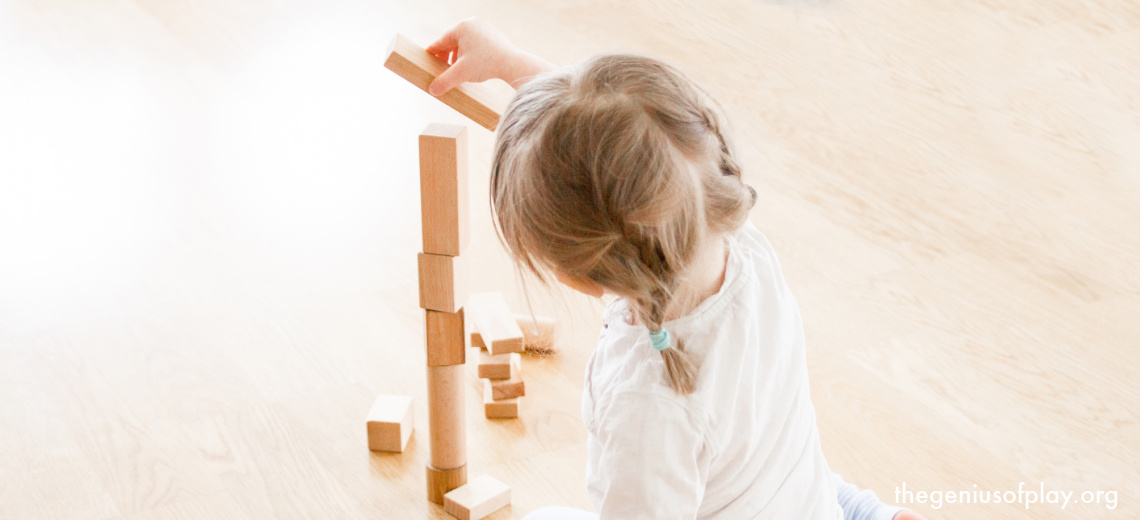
left=490, top=54, right=755, bottom=394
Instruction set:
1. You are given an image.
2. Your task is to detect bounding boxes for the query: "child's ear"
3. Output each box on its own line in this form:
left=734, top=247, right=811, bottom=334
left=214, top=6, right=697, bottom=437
left=555, top=271, right=605, bottom=298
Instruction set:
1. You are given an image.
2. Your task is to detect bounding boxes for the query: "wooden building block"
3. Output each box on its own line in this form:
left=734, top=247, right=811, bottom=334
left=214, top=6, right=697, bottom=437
left=385, top=34, right=513, bottom=132
left=419, top=252, right=468, bottom=312
left=443, top=474, right=511, bottom=520
left=515, top=313, right=556, bottom=353
left=489, top=355, right=525, bottom=400
left=427, top=365, right=466, bottom=469
left=418, top=124, right=470, bottom=257
left=426, top=464, right=467, bottom=505
left=366, top=394, right=413, bottom=452
left=470, top=331, right=485, bottom=350
left=426, top=308, right=466, bottom=366
left=466, top=292, right=524, bottom=356
left=477, top=351, right=517, bottom=380
left=483, top=380, right=519, bottom=419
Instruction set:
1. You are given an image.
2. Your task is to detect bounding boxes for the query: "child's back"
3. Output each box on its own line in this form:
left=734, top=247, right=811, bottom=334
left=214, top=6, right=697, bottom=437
left=584, top=222, right=839, bottom=519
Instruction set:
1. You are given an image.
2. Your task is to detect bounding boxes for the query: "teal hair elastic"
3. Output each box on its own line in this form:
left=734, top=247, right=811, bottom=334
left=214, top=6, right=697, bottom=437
left=649, top=329, right=671, bottom=352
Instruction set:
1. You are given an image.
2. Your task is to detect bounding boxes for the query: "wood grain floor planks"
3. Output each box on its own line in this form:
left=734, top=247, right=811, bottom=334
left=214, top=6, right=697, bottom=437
left=0, top=1, right=1136, bottom=518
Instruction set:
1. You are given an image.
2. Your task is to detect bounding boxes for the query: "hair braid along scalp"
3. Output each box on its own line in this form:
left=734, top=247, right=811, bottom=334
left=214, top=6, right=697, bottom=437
left=491, top=54, right=755, bottom=394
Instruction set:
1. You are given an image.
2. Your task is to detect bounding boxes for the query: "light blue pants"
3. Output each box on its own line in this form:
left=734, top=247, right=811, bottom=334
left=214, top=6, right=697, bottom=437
left=520, top=473, right=905, bottom=520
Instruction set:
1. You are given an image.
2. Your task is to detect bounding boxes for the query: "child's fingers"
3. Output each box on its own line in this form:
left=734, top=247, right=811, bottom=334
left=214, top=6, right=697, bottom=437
left=429, top=49, right=452, bottom=64
left=428, top=58, right=470, bottom=96
left=424, top=27, right=459, bottom=57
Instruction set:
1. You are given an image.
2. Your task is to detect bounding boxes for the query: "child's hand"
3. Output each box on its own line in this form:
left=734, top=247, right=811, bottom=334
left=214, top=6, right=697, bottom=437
left=425, top=18, right=554, bottom=95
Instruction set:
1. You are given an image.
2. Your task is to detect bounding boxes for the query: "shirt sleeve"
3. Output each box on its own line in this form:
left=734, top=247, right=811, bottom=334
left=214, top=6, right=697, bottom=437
left=589, top=392, right=711, bottom=520
left=832, top=473, right=904, bottom=520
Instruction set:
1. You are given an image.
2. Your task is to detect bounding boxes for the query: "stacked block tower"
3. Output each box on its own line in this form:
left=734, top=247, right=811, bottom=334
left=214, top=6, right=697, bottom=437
left=419, top=121, right=472, bottom=503
left=384, top=34, right=521, bottom=519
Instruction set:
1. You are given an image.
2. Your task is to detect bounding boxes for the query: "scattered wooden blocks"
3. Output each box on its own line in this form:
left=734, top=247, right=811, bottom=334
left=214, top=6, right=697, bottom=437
left=488, top=355, right=524, bottom=400
left=483, top=380, right=519, bottom=419
left=477, top=350, right=517, bottom=380
left=418, top=123, right=470, bottom=256
left=426, top=309, right=466, bottom=367
left=366, top=394, right=413, bottom=452
left=426, top=464, right=468, bottom=505
left=474, top=314, right=556, bottom=353
left=443, top=475, right=511, bottom=520
left=385, top=34, right=513, bottom=132
left=466, top=292, right=524, bottom=355
left=418, top=253, right=468, bottom=313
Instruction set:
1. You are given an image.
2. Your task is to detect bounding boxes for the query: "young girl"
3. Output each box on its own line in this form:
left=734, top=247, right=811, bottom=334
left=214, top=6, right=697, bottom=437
left=425, top=19, right=927, bottom=520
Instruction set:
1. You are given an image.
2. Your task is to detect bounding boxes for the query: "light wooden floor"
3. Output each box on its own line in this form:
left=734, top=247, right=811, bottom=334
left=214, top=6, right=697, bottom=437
left=1, top=1, right=1137, bottom=519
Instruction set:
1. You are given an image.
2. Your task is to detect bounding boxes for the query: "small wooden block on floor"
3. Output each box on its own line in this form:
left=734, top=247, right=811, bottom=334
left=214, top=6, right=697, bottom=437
left=426, top=464, right=468, bottom=505
left=419, top=253, right=468, bottom=313
left=426, top=308, right=466, bottom=366
left=467, top=292, right=524, bottom=356
left=385, top=34, right=513, bottom=132
left=489, top=355, right=524, bottom=400
left=477, top=351, right=517, bottom=380
left=366, top=394, right=413, bottom=452
left=443, top=474, right=511, bottom=520
left=483, top=380, right=519, bottom=419
left=474, top=314, right=556, bottom=352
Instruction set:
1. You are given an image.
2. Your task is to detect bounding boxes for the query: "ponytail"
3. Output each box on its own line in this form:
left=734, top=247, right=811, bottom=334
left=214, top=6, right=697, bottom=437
left=491, top=53, right=755, bottom=395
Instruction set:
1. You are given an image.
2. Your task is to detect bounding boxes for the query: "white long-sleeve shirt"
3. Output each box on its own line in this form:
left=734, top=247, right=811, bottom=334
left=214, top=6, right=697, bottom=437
left=582, top=221, right=841, bottom=520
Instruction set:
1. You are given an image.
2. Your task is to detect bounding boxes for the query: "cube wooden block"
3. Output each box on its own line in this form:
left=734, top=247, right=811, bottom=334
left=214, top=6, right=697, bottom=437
left=426, top=308, right=466, bottom=366
left=385, top=35, right=512, bottom=132
left=417, top=123, right=470, bottom=256
left=419, top=252, right=468, bottom=313
left=477, top=351, right=517, bottom=380
left=426, top=464, right=467, bottom=505
left=366, top=394, right=413, bottom=452
left=488, top=355, right=524, bottom=400
left=483, top=380, right=519, bottom=419
left=466, top=292, right=524, bottom=355
left=443, top=474, right=511, bottom=520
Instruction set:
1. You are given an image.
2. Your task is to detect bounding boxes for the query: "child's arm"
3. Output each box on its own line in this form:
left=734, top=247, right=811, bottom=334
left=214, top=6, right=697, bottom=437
left=591, top=393, right=710, bottom=519
left=832, top=473, right=925, bottom=520
left=425, top=18, right=556, bottom=95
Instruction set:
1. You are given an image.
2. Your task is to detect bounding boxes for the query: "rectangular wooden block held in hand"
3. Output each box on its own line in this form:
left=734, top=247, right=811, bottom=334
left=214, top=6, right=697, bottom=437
left=418, top=124, right=470, bottom=257
left=384, top=34, right=513, bottom=132
left=443, top=474, right=511, bottom=520
left=466, top=292, right=524, bottom=356
left=489, top=355, right=524, bottom=400
left=426, top=308, right=465, bottom=366
left=366, top=394, right=413, bottom=452
left=419, top=252, right=468, bottom=312
left=477, top=350, right=517, bottom=380
left=483, top=380, right=519, bottom=419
